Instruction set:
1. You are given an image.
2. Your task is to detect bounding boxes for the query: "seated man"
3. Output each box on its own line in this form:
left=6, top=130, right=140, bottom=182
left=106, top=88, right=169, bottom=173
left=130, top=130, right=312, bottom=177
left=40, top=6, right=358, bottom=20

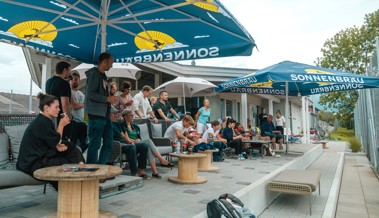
left=164, top=115, right=197, bottom=150
left=111, top=106, right=149, bottom=179
left=202, top=120, right=227, bottom=162
left=260, top=114, right=283, bottom=150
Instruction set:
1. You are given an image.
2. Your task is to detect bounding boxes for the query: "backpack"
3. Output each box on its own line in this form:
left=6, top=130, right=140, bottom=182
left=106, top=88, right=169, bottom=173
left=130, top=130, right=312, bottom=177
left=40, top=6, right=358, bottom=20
left=207, top=193, right=255, bottom=218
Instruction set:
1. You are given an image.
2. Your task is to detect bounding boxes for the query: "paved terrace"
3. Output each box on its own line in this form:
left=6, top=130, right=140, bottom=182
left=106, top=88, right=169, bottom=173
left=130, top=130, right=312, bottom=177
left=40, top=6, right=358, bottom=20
left=0, top=142, right=377, bottom=218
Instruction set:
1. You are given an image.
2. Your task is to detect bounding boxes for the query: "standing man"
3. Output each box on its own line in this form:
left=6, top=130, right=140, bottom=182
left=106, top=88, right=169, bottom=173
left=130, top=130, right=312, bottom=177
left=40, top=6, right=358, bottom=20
left=153, top=91, right=180, bottom=121
left=84, top=52, right=117, bottom=164
left=258, top=107, right=268, bottom=126
left=45, top=61, right=72, bottom=140
left=70, top=70, right=88, bottom=153
left=134, top=85, right=158, bottom=123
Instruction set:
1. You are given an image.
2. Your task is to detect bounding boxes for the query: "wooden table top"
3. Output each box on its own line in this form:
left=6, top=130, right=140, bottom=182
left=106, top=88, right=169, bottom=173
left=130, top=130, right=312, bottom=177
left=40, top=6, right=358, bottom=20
left=33, top=164, right=122, bottom=181
left=169, top=152, right=207, bottom=159
left=243, top=139, right=271, bottom=143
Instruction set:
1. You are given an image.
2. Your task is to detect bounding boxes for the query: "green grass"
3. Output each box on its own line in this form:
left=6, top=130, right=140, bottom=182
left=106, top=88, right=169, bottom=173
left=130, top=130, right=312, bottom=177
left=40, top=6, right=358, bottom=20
left=329, top=127, right=355, bottom=142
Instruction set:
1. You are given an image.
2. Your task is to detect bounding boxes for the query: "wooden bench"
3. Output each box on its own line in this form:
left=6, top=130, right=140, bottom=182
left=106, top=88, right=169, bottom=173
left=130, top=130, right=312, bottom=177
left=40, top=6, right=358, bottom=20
left=268, top=170, right=321, bottom=215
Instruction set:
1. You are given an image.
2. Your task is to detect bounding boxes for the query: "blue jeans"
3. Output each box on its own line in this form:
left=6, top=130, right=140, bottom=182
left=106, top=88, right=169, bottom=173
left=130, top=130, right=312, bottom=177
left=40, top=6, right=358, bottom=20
left=121, top=144, right=137, bottom=175
left=212, top=141, right=225, bottom=160
left=87, top=117, right=113, bottom=164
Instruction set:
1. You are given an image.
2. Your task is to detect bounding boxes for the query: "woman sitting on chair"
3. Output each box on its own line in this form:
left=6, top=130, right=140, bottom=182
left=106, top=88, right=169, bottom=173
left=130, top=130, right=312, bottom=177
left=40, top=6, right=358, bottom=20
left=16, top=93, right=84, bottom=190
left=120, top=110, right=174, bottom=179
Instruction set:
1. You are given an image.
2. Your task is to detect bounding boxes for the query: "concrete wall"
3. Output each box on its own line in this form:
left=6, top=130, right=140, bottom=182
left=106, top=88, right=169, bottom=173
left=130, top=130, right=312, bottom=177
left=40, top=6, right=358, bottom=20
left=193, top=145, right=323, bottom=218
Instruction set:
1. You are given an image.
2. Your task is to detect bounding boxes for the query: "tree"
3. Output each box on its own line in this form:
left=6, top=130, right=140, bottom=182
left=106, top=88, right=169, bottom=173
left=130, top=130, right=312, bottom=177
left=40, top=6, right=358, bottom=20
left=318, top=110, right=335, bottom=126
left=316, top=10, right=379, bottom=129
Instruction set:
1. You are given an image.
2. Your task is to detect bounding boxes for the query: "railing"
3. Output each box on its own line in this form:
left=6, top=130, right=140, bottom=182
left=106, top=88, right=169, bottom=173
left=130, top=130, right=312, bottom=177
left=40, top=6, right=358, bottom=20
left=354, top=37, right=379, bottom=174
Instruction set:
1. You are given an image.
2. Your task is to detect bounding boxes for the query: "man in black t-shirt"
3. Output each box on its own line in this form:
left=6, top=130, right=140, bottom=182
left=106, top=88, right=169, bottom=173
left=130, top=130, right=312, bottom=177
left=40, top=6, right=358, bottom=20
left=45, top=61, right=72, bottom=139
left=153, top=91, right=180, bottom=121
left=258, top=107, right=268, bottom=126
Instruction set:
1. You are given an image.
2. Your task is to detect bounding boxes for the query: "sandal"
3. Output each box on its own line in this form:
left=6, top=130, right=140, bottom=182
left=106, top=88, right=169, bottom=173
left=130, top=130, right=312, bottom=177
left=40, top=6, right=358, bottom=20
left=152, top=173, right=162, bottom=179
left=139, top=174, right=151, bottom=180
left=161, top=162, right=175, bottom=168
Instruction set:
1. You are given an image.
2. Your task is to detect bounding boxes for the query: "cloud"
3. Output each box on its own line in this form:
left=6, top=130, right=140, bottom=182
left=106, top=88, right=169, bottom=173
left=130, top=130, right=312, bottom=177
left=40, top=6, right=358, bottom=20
left=0, top=43, right=40, bottom=94
left=194, top=35, right=210, bottom=39
left=0, top=16, right=8, bottom=22
left=68, top=43, right=79, bottom=48
left=61, top=17, right=79, bottom=25
left=107, top=42, right=128, bottom=48
left=207, top=12, right=219, bottom=23
left=49, top=1, right=67, bottom=9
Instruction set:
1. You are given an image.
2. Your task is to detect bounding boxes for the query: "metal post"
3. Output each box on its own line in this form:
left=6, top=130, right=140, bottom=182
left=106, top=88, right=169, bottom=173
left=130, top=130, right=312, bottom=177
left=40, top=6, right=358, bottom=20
left=29, top=77, right=33, bottom=113
left=9, top=89, right=13, bottom=114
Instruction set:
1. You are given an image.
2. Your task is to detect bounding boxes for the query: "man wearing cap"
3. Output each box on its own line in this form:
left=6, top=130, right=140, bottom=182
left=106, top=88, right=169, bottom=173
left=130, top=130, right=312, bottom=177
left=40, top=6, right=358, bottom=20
left=110, top=106, right=149, bottom=177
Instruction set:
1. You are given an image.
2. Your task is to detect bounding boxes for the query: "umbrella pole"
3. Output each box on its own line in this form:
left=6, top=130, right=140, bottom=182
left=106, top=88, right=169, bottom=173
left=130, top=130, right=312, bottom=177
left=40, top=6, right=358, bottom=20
left=183, top=83, right=186, bottom=116
left=285, top=82, right=288, bottom=154
left=285, top=82, right=303, bottom=156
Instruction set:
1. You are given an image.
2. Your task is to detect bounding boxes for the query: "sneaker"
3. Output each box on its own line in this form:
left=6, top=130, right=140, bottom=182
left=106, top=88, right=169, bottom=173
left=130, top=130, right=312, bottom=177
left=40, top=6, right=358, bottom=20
left=238, top=154, right=245, bottom=160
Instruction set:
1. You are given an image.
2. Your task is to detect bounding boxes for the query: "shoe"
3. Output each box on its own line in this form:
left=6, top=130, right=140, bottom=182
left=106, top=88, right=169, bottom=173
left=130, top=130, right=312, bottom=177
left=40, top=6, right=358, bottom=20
left=161, top=162, right=175, bottom=168
left=152, top=173, right=162, bottom=179
left=238, top=154, right=245, bottom=160
left=139, top=174, right=151, bottom=180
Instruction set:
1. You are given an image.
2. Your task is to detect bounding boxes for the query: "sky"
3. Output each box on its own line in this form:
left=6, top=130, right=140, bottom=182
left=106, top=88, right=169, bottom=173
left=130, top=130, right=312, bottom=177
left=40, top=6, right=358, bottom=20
left=0, top=0, right=377, bottom=95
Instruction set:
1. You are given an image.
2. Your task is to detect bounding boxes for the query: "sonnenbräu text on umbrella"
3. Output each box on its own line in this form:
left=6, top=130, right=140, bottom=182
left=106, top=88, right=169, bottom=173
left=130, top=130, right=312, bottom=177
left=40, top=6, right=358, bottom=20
left=311, top=84, right=364, bottom=94
left=220, top=77, right=258, bottom=89
left=230, top=87, right=285, bottom=95
left=291, top=74, right=364, bottom=83
left=119, top=47, right=219, bottom=63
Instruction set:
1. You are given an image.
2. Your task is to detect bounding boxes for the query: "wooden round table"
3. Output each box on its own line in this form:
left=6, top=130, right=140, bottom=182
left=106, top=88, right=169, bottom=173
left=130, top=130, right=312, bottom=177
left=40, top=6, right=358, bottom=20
left=168, top=152, right=207, bottom=184
left=34, top=164, right=122, bottom=218
left=198, top=149, right=219, bottom=172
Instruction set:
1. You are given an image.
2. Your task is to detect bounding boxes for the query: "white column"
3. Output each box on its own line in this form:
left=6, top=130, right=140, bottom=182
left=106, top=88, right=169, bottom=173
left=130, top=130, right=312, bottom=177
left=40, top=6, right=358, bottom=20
left=305, top=97, right=310, bottom=143
left=241, top=93, right=248, bottom=129
left=154, top=73, right=160, bottom=88
left=268, top=99, right=273, bottom=115
left=302, top=97, right=307, bottom=143
left=41, top=58, right=52, bottom=92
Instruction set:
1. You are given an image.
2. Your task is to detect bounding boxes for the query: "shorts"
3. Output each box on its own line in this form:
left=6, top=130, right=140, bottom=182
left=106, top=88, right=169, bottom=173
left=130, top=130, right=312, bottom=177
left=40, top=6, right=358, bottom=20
left=197, top=122, right=208, bottom=134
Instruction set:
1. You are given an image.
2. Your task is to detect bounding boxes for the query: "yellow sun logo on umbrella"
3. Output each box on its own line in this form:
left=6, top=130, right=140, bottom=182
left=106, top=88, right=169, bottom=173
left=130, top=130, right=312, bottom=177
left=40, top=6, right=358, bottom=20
left=8, top=20, right=57, bottom=41
left=305, top=68, right=332, bottom=86
left=250, top=79, right=273, bottom=88
left=186, top=0, right=219, bottom=12
left=135, top=31, right=176, bottom=50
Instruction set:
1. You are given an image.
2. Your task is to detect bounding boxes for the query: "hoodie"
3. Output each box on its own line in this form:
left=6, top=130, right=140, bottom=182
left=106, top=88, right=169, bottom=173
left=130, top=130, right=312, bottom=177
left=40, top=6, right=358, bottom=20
left=84, top=67, right=110, bottom=117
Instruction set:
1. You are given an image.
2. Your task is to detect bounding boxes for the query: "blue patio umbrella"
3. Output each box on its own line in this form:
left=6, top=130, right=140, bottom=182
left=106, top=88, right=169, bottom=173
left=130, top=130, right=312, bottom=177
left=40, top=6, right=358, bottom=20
left=0, top=0, right=256, bottom=64
left=215, top=60, right=379, bottom=154
left=215, top=61, right=379, bottom=95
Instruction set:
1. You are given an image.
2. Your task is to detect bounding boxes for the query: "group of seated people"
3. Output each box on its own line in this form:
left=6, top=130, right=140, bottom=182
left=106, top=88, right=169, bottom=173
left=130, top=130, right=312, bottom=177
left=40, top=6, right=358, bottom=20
left=16, top=92, right=285, bottom=190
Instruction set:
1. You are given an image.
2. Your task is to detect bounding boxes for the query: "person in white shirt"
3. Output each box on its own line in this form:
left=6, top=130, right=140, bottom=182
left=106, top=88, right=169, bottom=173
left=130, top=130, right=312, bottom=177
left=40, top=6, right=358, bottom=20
left=133, top=85, right=158, bottom=123
left=202, top=120, right=226, bottom=162
left=275, top=110, right=286, bottom=135
left=164, top=115, right=196, bottom=150
left=69, top=71, right=88, bottom=153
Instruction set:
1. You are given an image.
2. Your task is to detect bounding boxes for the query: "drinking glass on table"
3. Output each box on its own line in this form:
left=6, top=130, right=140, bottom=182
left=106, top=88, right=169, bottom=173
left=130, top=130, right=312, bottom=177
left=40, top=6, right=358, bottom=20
left=181, top=139, right=188, bottom=153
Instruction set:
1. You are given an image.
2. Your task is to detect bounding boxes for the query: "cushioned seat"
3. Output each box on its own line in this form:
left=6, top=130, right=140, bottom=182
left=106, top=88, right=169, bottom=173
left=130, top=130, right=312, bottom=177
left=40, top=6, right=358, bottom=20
left=271, top=170, right=320, bottom=191
left=268, top=170, right=321, bottom=215
left=0, top=170, right=45, bottom=188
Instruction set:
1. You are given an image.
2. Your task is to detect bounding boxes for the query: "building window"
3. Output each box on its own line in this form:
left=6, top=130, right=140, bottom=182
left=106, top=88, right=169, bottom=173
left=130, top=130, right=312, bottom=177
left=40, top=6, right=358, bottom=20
left=226, top=100, right=232, bottom=118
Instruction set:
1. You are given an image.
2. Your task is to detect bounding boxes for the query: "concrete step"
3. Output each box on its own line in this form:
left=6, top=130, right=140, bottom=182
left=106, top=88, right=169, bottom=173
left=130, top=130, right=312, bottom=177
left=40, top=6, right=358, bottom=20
left=99, top=175, right=143, bottom=199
